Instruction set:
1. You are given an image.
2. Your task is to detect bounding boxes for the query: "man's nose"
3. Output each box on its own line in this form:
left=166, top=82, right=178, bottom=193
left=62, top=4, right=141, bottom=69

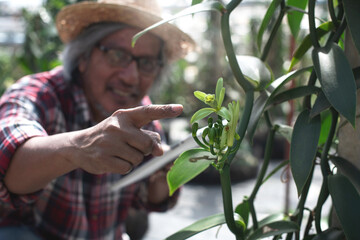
left=118, top=60, right=139, bottom=86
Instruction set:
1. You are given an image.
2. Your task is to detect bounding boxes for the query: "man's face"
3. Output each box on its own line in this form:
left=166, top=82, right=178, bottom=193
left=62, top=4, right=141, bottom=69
left=79, top=27, right=162, bottom=121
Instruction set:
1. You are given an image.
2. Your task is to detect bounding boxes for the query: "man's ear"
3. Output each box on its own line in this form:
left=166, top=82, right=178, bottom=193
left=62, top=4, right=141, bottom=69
left=78, top=56, right=87, bottom=73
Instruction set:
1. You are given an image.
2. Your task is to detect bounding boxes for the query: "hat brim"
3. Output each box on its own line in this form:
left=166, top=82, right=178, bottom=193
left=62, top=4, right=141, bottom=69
left=56, top=2, right=195, bottom=61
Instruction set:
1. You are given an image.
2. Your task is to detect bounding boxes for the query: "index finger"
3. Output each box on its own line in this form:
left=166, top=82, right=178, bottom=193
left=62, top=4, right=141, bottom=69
left=119, top=104, right=183, bottom=128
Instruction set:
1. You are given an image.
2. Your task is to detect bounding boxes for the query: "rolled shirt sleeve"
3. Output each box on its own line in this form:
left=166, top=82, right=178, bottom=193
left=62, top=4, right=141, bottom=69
left=0, top=76, right=53, bottom=211
left=0, top=68, right=181, bottom=237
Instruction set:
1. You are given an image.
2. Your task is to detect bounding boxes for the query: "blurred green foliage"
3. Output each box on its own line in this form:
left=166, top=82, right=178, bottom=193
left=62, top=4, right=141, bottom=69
left=0, top=0, right=86, bottom=93
left=1, top=0, right=289, bottom=121
left=18, top=0, right=86, bottom=74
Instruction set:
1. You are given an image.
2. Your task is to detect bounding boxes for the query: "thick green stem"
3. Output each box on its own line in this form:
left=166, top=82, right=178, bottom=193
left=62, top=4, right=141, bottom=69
left=337, top=0, right=344, bottom=21
left=218, top=93, right=254, bottom=238
left=237, top=92, right=254, bottom=142
left=328, top=0, right=338, bottom=28
left=220, top=164, right=243, bottom=239
left=218, top=3, right=252, bottom=237
left=308, top=0, right=320, bottom=49
left=286, top=164, right=315, bottom=240
left=329, top=16, right=347, bottom=45
left=219, top=0, right=254, bottom=164
left=264, top=111, right=273, bottom=129
left=314, top=182, right=328, bottom=234
left=248, top=126, right=277, bottom=229
left=260, top=0, right=286, bottom=61
left=303, top=70, right=317, bottom=109
left=221, top=10, right=254, bottom=92
left=323, top=2, right=345, bottom=49
left=226, top=0, right=242, bottom=12
left=315, top=108, right=338, bottom=233
left=297, top=166, right=314, bottom=240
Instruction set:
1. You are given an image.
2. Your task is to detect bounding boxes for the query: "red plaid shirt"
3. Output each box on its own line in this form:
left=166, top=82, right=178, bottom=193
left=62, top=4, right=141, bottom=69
left=0, top=67, right=177, bottom=239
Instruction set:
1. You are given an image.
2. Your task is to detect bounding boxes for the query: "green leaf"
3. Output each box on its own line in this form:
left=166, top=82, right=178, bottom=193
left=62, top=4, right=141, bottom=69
left=318, top=110, right=332, bottom=146
left=290, top=109, right=321, bottom=196
left=247, top=66, right=313, bottom=142
left=218, top=88, right=225, bottom=109
left=236, top=55, right=273, bottom=91
left=194, top=90, right=207, bottom=102
left=312, top=228, right=344, bottom=240
left=215, top=78, right=225, bottom=109
left=268, top=66, right=313, bottom=96
left=331, top=156, right=360, bottom=194
left=132, top=1, right=225, bottom=46
left=217, top=106, right=231, bottom=121
left=289, top=22, right=334, bottom=70
left=191, top=0, right=203, bottom=6
left=165, top=213, right=225, bottom=240
left=328, top=174, right=360, bottom=240
left=190, top=108, right=216, bottom=123
left=312, top=43, right=357, bottom=126
left=235, top=198, right=250, bottom=227
left=235, top=217, right=246, bottom=232
left=247, top=90, right=269, bottom=142
left=309, top=91, right=331, bottom=118
left=343, top=0, right=360, bottom=55
left=257, top=0, right=282, bottom=51
left=267, top=85, right=320, bottom=106
left=276, top=124, right=293, bottom=143
left=287, top=0, right=308, bottom=38
left=247, top=221, right=299, bottom=240
left=215, top=77, right=223, bottom=103
left=243, top=213, right=288, bottom=236
left=167, top=149, right=213, bottom=195
left=258, top=213, right=287, bottom=227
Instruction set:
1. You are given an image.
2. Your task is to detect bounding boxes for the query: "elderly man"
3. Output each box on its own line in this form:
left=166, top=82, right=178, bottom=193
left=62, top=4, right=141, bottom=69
left=0, top=0, right=194, bottom=239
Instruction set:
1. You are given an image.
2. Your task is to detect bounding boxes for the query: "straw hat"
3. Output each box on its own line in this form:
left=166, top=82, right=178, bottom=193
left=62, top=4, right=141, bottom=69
left=56, top=0, right=195, bottom=61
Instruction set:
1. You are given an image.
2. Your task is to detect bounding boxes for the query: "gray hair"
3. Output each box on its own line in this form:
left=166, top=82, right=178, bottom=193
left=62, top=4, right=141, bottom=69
left=61, top=22, right=167, bottom=82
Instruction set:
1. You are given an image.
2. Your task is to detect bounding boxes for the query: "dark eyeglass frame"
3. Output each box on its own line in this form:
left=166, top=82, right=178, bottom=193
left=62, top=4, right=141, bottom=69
left=96, top=44, right=163, bottom=77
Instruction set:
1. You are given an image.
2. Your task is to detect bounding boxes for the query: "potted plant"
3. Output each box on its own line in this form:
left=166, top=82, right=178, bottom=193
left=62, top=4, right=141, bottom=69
left=133, top=0, right=360, bottom=239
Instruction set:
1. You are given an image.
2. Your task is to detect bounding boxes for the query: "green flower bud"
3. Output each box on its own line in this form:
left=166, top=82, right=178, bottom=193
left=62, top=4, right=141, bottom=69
left=192, top=122, right=199, bottom=137
left=205, top=94, right=215, bottom=103
left=208, top=117, right=213, bottom=128
left=209, top=128, right=216, bottom=145
left=205, top=94, right=217, bottom=108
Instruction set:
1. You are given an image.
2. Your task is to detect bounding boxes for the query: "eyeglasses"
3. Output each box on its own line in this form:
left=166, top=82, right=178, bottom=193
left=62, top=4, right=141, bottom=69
left=96, top=44, right=163, bottom=77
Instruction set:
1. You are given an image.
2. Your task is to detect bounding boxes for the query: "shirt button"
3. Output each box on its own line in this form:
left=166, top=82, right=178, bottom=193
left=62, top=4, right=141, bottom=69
left=92, top=215, right=98, bottom=220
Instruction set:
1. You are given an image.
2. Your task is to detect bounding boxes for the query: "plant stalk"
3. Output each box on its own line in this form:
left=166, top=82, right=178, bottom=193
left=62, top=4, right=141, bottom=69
left=303, top=70, right=317, bottom=109
left=328, top=0, right=338, bottom=28
left=220, top=8, right=254, bottom=92
left=260, top=0, right=286, bottom=61
left=308, top=0, right=320, bottom=49
left=248, top=126, right=277, bottom=229
left=315, top=108, right=338, bottom=233
left=218, top=3, right=252, bottom=237
left=329, top=16, right=347, bottom=45
left=226, top=0, right=242, bottom=12
left=220, top=163, right=243, bottom=239
left=286, top=163, right=315, bottom=240
left=237, top=91, right=254, bottom=143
